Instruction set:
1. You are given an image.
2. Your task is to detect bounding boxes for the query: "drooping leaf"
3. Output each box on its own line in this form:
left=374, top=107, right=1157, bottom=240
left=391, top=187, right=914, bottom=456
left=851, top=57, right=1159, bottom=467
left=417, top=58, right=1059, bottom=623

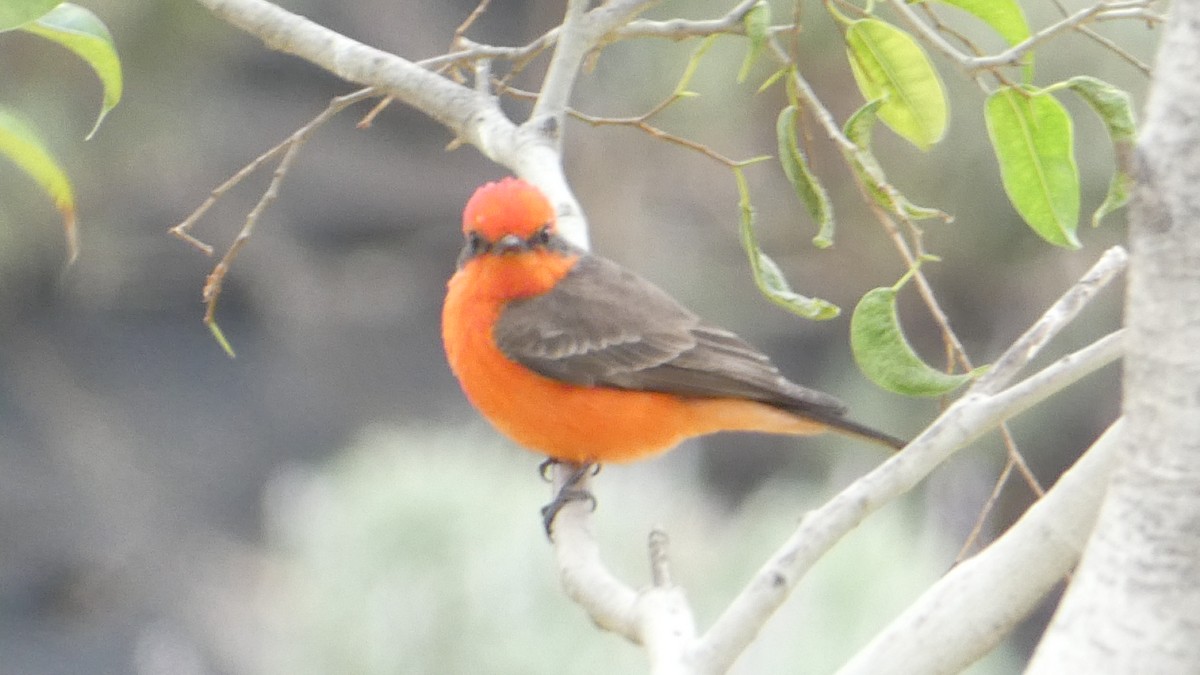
left=851, top=285, right=974, bottom=397
left=934, top=0, right=1033, bottom=80
left=843, top=96, right=887, bottom=149
left=845, top=19, right=947, bottom=150
left=738, top=1, right=770, bottom=83
left=985, top=86, right=1080, bottom=248
left=843, top=98, right=950, bottom=222
left=0, top=0, right=60, bottom=31
left=734, top=169, right=840, bottom=320
left=1061, top=76, right=1137, bottom=227
left=776, top=106, right=834, bottom=247
left=0, top=107, right=78, bottom=261
left=21, top=3, right=123, bottom=138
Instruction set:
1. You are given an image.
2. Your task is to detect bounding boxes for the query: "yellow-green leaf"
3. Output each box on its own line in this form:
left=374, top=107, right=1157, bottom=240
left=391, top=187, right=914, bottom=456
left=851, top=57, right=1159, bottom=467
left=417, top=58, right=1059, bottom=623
left=734, top=169, right=839, bottom=320
left=985, top=87, right=1080, bottom=248
left=208, top=318, right=237, bottom=359
left=1061, top=76, right=1136, bottom=227
left=738, top=1, right=770, bottom=83
left=851, top=285, right=973, bottom=397
left=21, top=3, right=122, bottom=139
left=845, top=19, right=947, bottom=150
left=776, top=106, right=834, bottom=247
left=0, top=0, right=60, bottom=31
left=0, top=107, right=78, bottom=261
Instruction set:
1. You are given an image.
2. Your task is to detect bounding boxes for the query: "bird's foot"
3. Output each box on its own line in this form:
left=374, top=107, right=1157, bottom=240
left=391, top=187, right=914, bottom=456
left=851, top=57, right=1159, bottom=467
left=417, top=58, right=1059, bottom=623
left=539, top=461, right=599, bottom=538
left=538, top=458, right=601, bottom=482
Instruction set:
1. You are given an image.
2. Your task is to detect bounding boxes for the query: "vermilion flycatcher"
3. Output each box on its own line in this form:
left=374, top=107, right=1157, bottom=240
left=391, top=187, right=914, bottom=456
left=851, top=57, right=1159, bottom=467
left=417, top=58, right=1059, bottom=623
left=442, top=177, right=904, bottom=478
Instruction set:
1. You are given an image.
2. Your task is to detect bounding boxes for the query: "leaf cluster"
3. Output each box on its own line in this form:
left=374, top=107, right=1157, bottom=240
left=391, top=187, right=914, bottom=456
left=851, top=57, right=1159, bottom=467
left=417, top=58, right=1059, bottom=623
left=0, top=1, right=122, bottom=264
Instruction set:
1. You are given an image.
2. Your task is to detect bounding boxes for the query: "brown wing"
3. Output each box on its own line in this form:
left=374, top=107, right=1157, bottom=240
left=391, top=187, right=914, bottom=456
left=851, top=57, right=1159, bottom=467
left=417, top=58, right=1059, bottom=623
left=493, top=255, right=849, bottom=419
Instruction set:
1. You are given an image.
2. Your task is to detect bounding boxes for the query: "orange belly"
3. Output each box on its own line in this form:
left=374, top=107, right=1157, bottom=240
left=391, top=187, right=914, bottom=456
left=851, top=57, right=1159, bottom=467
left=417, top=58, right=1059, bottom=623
left=443, top=273, right=827, bottom=463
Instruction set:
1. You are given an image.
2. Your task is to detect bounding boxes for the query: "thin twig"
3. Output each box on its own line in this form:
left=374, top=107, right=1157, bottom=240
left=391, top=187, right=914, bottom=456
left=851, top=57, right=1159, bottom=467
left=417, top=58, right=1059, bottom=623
left=171, top=90, right=375, bottom=241
left=972, top=246, right=1129, bottom=395
left=452, top=0, right=492, bottom=47
left=887, top=0, right=1160, bottom=75
left=194, top=88, right=379, bottom=329
left=954, top=458, right=1015, bottom=564
left=618, top=0, right=759, bottom=40
left=170, top=86, right=379, bottom=255
left=968, top=2, right=1161, bottom=71
left=1075, top=24, right=1153, bottom=75
left=356, top=95, right=393, bottom=128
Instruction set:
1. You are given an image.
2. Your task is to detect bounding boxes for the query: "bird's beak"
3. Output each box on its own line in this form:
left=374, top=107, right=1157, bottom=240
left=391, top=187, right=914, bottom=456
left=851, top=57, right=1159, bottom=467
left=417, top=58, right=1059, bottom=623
left=493, top=234, right=526, bottom=254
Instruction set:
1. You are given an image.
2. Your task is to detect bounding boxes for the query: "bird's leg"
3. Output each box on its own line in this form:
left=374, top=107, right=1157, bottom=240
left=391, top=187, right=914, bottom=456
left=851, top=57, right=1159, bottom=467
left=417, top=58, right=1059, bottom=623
left=539, top=458, right=602, bottom=481
left=540, top=461, right=598, bottom=537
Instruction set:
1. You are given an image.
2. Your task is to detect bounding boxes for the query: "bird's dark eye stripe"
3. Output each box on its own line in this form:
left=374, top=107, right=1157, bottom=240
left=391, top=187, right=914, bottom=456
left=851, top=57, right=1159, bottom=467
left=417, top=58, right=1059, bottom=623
left=528, top=224, right=553, bottom=246
left=458, top=230, right=488, bottom=269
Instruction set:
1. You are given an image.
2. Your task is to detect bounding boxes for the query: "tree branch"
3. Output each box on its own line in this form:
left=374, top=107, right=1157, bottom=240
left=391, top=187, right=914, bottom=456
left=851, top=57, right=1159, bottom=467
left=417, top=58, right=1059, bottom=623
left=1029, top=1, right=1200, bottom=667
left=192, top=0, right=602, bottom=247
left=886, top=0, right=1161, bottom=73
left=619, top=0, right=759, bottom=40
left=838, top=419, right=1125, bottom=675
left=973, top=246, right=1128, bottom=395
left=546, top=466, right=698, bottom=674
left=529, top=0, right=592, bottom=137
left=195, top=0, right=511, bottom=150
left=691, top=329, right=1123, bottom=673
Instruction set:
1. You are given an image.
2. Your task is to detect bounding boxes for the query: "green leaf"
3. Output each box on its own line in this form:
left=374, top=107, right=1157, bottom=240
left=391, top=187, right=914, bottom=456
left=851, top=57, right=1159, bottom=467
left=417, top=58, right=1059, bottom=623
left=934, top=0, right=1030, bottom=47
left=208, top=318, right=237, bottom=359
left=843, top=96, right=886, bottom=149
left=734, top=169, right=840, bottom=320
left=843, top=98, right=950, bottom=222
left=21, top=3, right=123, bottom=139
left=776, top=106, right=835, bottom=247
left=845, top=19, right=947, bottom=150
left=985, top=87, right=1080, bottom=248
left=851, top=285, right=973, bottom=397
left=0, top=107, right=78, bottom=262
left=0, top=0, right=60, bottom=31
left=1061, top=76, right=1137, bottom=227
left=933, top=0, right=1032, bottom=80
left=738, top=1, right=770, bottom=84
left=757, top=67, right=789, bottom=94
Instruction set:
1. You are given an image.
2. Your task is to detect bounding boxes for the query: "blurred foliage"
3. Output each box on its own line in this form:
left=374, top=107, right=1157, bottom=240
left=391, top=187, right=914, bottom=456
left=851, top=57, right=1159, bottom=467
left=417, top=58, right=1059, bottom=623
left=241, top=425, right=1018, bottom=674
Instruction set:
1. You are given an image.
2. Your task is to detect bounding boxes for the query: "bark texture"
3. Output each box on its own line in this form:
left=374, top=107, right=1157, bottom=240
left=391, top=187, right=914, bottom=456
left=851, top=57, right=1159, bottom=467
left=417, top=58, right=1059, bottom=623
left=1029, top=2, right=1200, bottom=670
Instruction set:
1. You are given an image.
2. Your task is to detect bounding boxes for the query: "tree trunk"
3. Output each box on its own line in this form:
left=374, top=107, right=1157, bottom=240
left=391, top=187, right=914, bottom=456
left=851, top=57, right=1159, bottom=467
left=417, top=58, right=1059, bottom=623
left=1028, top=1, right=1200, bottom=670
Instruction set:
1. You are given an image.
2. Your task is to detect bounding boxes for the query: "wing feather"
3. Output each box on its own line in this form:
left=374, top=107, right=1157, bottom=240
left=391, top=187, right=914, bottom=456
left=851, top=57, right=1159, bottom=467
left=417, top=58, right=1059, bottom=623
left=494, top=256, right=846, bottom=417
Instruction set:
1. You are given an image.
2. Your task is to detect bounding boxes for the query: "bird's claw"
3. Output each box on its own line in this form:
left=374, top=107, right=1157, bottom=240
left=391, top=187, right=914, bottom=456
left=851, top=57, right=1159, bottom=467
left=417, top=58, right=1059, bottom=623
left=539, top=461, right=599, bottom=538
left=538, top=457, right=559, bottom=482
left=540, top=488, right=597, bottom=537
left=538, top=458, right=602, bottom=482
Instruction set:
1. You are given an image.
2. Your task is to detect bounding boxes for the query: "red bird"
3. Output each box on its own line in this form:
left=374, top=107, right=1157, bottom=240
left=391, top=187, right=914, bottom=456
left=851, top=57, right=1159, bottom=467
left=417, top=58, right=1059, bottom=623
left=442, top=178, right=903, bottom=525
left=446, top=176, right=902, bottom=528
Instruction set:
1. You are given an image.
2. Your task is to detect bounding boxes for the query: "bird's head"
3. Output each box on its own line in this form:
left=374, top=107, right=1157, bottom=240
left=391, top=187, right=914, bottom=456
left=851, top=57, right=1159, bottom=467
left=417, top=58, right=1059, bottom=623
left=459, top=177, right=565, bottom=267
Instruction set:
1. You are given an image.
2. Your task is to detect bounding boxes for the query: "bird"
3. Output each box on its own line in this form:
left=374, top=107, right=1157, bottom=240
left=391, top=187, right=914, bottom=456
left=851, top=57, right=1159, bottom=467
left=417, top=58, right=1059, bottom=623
left=441, top=177, right=905, bottom=530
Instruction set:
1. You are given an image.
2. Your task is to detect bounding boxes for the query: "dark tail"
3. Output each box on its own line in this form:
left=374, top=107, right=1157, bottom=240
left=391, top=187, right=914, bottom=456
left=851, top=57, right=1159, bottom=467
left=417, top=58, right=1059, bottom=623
left=815, top=411, right=908, bottom=451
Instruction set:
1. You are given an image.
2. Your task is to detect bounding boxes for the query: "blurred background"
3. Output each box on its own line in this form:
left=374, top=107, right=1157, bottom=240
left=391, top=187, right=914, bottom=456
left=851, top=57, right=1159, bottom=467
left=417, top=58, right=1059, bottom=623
left=0, top=0, right=1152, bottom=673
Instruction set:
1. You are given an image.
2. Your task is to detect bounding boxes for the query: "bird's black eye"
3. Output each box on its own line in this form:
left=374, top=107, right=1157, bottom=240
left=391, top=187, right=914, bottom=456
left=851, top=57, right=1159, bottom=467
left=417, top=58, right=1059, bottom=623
left=529, top=224, right=553, bottom=247
left=467, top=231, right=486, bottom=253
left=457, top=231, right=487, bottom=268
